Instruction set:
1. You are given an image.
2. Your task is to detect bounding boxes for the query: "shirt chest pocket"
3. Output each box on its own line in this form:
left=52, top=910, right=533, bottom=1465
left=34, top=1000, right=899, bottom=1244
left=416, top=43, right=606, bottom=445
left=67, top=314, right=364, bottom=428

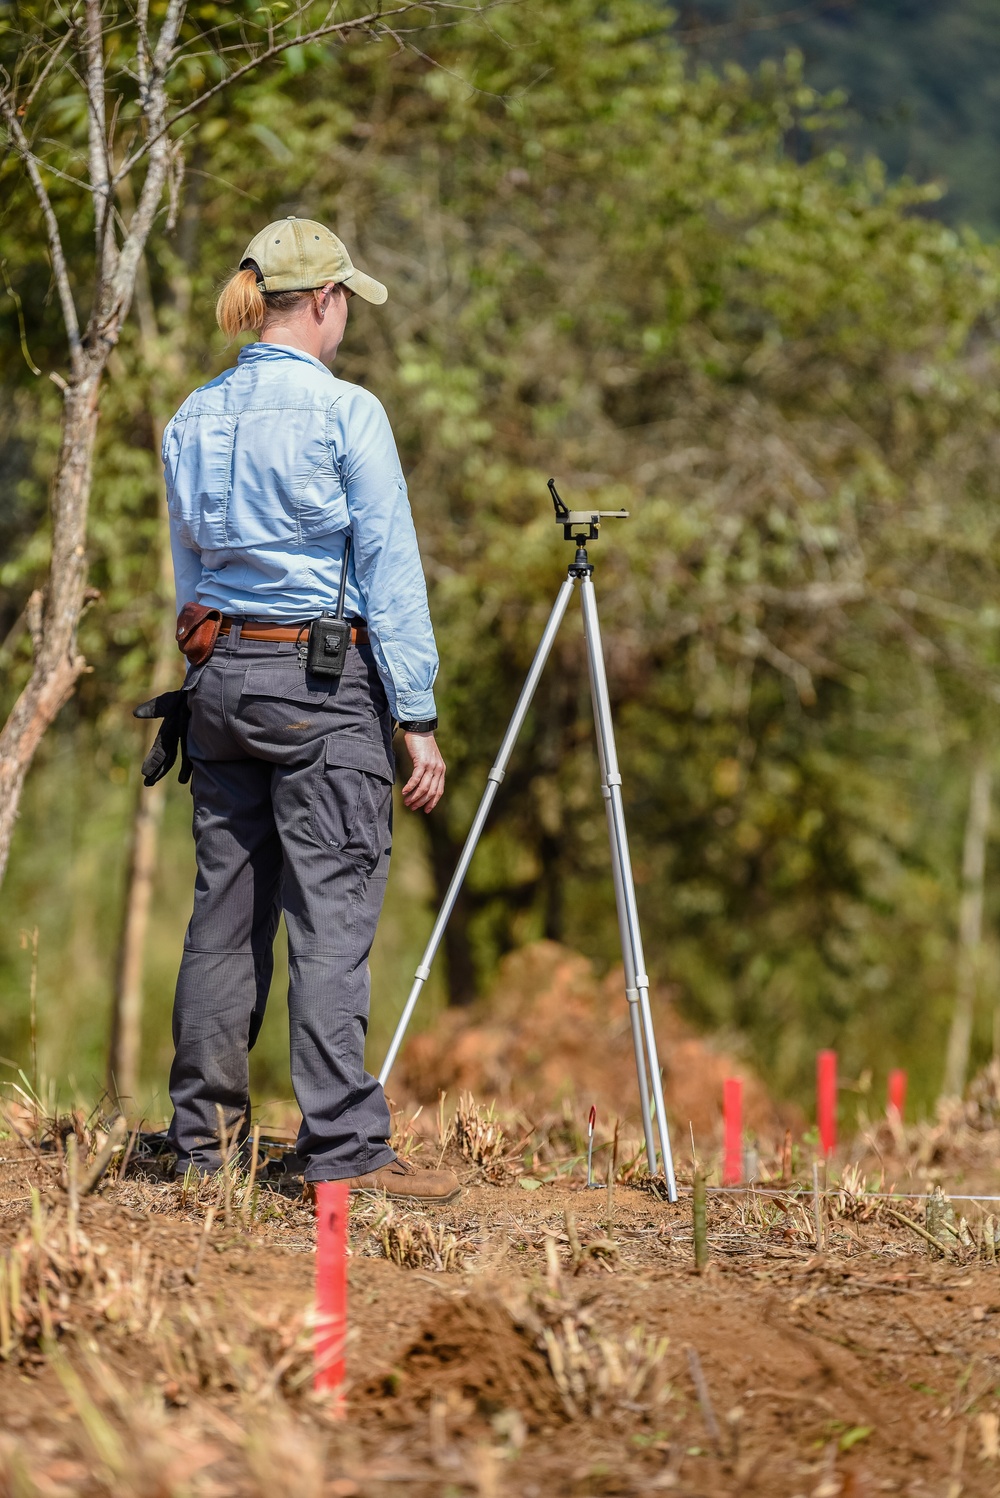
left=225, top=408, right=346, bottom=547
left=296, top=452, right=348, bottom=543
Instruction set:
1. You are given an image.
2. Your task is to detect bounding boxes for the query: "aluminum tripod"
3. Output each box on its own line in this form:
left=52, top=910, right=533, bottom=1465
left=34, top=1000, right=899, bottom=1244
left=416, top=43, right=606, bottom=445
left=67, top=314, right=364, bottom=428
left=379, top=484, right=678, bottom=1200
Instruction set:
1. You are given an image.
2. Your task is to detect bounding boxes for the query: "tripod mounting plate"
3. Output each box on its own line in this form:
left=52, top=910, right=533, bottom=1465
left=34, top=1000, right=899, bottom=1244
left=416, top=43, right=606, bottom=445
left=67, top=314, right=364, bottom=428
left=548, top=478, right=628, bottom=541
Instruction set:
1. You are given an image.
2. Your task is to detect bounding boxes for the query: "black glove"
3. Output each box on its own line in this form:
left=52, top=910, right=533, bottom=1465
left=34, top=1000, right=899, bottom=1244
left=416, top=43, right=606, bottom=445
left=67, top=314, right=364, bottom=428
left=133, top=690, right=192, bottom=786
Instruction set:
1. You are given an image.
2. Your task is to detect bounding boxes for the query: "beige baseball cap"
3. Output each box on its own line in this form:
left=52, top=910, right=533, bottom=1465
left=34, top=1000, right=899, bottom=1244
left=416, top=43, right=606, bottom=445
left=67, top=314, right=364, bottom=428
left=240, top=216, right=388, bottom=304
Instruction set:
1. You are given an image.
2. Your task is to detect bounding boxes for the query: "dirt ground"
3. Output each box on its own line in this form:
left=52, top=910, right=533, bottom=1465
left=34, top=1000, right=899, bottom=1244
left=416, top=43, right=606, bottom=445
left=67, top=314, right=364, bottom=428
left=1, top=1107, right=999, bottom=1498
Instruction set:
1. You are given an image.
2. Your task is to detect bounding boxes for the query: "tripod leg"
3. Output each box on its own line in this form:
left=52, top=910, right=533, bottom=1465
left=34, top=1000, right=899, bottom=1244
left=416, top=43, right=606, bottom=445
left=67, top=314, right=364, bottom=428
left=578, top=587, right=658, bottom=1179
left=378, top=576, right=579, bottom=1087
left=579, top=577, right=678, bottom=1201
left=603, top=787, right=659, bottom=1177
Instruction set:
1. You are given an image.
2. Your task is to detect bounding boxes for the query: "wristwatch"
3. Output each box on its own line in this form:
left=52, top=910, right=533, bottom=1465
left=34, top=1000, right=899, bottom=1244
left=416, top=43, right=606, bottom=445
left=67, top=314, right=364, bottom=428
left=398, top=718, right=438, bottom=734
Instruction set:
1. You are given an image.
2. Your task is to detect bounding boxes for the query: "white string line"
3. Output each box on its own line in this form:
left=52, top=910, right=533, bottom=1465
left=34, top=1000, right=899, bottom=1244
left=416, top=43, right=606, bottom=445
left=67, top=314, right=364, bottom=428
left=700, top=1186, right=1000, bottom=1202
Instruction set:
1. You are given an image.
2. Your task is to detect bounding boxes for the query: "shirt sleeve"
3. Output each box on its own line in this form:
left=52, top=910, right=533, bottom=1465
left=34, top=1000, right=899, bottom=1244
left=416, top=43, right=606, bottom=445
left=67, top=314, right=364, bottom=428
left=163, top=414, right=205, bottom=614
left=168, top=503, right=204, bottom=615
left=336, top=390, right=439, bottom=722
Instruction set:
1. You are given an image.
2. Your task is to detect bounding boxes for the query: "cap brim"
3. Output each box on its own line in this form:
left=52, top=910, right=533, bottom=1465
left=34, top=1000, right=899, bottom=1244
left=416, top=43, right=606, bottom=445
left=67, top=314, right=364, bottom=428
left=341, top=266, right=388, bottom=305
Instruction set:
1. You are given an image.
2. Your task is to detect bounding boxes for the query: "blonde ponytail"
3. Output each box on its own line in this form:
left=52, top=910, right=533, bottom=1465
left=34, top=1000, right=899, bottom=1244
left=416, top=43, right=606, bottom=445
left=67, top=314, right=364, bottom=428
left=216, top=261, right=317, bottom=343
left=216, top=267, right=266, bottom=342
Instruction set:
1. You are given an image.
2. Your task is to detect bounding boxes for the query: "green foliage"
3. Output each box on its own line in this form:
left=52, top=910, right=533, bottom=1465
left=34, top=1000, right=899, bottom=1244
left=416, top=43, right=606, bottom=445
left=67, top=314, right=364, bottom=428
left=679, top=0, right=1000, bottom=234
left=3, top=0, right=1000, bottom=1114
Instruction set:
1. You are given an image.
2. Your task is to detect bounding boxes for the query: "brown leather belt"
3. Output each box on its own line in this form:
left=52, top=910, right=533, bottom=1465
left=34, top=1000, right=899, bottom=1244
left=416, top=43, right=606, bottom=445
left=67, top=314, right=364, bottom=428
left=219, top=619, right=369, bottom=646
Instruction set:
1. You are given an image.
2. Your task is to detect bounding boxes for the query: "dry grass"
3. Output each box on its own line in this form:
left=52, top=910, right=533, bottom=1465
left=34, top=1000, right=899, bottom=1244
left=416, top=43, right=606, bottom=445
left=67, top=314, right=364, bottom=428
left=0, top=1188, right=325, bottom=1404
left=374, top=1206, right=471, bottom=1273
left=503, top=1238, right=668, bottom=1419
left=454, top=1092, right=509, bottom=1184
left=829, top=1162, right=895, bottom=1224
left=388, top=1102, right=426, bottom=1162
left=0, top=1188, right=164, bottom=1365
left=7, top=1083, right=1000, bottom=1494
left=0, top=1351, right=335, bottom=1498
left=538, top=1318, right=669, bottom=1420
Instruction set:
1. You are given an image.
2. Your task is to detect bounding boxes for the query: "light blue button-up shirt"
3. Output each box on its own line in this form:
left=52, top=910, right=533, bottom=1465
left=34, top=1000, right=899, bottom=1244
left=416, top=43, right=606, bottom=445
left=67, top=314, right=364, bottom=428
left=162, top=341, right=438, bottom=721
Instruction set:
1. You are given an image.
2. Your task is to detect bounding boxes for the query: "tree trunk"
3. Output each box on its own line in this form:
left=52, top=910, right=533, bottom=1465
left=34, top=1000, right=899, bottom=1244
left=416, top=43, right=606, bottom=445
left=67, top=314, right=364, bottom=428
left=107, top=245, right=187, bottom=1107
left=539, top=828, right=564, bottom=942
left=107, top=517, right=177, bottom=1107
left=425, top=815, right=478, bottom=1005
left=941, top=753, right=992, bottom=1100
left=109, top=778, right=166, bottom=1107
left=0, top=368, right=103, bottom=886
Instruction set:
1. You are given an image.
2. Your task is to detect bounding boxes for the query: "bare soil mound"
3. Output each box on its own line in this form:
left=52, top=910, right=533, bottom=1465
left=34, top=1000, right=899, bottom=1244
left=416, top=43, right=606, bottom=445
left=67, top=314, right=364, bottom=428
left=393, top=940, right=797, bottom=1141
left=361, top=1293, right=565, bottom=1430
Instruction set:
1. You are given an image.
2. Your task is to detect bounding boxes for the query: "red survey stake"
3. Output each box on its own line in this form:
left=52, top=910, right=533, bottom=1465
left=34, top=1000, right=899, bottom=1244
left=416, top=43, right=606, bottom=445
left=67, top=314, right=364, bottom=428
left=817, top=1050, right=837, bottom=1156
left=314, top=1180, right=349, bottom=1411
left=722, top=1078, right=743, bottom=1186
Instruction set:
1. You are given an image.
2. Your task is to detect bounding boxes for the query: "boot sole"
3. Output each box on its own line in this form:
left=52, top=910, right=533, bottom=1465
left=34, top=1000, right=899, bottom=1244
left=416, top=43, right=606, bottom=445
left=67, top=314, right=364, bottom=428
left=349, top=1184, right=462, bottom=1205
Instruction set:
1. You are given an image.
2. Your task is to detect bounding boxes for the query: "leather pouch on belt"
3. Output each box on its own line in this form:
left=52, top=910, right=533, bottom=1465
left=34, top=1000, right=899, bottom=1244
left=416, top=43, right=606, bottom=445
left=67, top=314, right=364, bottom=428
left=176, top=602, right=222, bottom=665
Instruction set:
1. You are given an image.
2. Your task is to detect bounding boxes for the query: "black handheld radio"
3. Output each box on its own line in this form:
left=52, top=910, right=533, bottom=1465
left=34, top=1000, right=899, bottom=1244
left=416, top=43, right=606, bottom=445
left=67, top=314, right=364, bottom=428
left=305, top=533, right=353, bottom=678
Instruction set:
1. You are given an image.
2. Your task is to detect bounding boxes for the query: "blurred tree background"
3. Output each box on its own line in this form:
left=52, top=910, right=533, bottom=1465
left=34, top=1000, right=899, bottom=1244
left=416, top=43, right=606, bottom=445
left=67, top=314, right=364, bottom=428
left=679, top=0, right=1000, bottom=235
left=2, top=0, right=1000, bottom=1121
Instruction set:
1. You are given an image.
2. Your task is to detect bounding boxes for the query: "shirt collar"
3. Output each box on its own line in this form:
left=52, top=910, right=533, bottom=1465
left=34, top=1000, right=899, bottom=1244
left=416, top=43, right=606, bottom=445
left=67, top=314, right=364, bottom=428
left=237, top=341, right=332, bottom=377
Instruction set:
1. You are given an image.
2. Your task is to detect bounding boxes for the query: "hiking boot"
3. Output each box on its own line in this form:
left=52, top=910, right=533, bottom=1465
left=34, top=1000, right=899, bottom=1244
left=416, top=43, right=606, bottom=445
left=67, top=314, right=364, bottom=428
left=306, top=1159, right=462, bottom=1205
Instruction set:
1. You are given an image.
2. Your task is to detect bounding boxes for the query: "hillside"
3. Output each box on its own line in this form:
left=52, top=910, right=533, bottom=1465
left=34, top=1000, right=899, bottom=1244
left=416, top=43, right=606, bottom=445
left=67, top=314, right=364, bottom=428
left=678, top=0, right=1000, bottom=233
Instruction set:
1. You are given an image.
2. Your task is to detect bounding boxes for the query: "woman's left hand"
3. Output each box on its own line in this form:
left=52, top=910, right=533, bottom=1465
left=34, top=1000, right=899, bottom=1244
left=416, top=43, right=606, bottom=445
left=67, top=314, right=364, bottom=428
left=401, top=731, right=446, bottom=813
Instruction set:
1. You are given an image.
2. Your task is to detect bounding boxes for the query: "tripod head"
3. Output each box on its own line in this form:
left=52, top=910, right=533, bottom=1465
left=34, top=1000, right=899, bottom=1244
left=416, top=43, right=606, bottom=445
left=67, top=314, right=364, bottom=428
left=549, top=479, right=629, bottom=542
left=548, top=478, right=628, bottom=576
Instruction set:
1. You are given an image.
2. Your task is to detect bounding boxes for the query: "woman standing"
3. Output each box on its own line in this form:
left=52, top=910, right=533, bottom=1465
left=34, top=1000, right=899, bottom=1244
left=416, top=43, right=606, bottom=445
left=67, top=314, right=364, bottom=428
left=161, top=216, right=458, bottom=1203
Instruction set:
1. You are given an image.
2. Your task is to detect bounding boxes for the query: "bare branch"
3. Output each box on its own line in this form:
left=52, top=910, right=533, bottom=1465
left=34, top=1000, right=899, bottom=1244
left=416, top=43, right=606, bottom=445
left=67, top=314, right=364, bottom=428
left=135, top=0, right=151, bottom=94
left=0, top=85, right=83, bottom=373
left=21, top=27, right=74, bottom=118
left=878, top=606, right=942, bottom=665
left=1, top=259, right=42, bottom=377
left=725, top=625, right=817, bottom=705
left=24, top=592, right=44, bottom=666
left=377, top=26, right=506, bottom=98
left=752, top=578, right=867, bottom=611
left=102, top=0, right=187, bottom=337
left=149, top=0, right=187, bottom=92
left=84, top=0, right=115, bottom=280
left=888, top=588, right=989, bottom=630
left=7, top=138, right=92, bottom=192
left=165, top=138, right=185, bottom=232
left=114, top=0, right=494, bottom=182
left=107, top=90, right=124, bottom=164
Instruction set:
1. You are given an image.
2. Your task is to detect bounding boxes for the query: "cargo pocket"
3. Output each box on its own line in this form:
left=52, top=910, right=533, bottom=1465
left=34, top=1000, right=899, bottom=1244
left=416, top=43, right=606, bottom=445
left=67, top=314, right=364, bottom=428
left=311, top=749, right=392, bottom=874
left=241, top=662, right=332, bottom=706
left=311, top=766, right=365, bottom=856
left=182, top=659, right=210, bottom=696
left=239, top=661, right=333, bottom=747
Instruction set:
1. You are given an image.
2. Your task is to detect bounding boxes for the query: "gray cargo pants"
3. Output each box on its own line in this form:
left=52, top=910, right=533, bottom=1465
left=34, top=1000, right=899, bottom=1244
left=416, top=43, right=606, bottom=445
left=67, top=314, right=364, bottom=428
left=168, top=624, right=396, bottom=1182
